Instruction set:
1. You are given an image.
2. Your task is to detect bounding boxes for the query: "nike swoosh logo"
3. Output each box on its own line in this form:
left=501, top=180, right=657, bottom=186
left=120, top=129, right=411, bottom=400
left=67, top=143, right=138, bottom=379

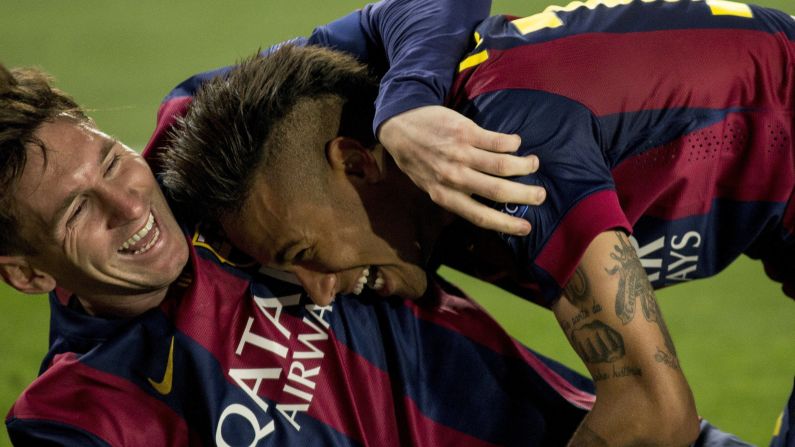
left=148, top=336, right=175, bottom=395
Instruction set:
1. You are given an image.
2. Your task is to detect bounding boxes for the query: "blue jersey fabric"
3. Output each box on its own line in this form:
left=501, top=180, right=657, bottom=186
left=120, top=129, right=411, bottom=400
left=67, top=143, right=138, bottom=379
left=7, top=234, right=593, bottom=446
left=441, top=0, right=795, bottom=307
left=310, top=0, right=490, bottom=133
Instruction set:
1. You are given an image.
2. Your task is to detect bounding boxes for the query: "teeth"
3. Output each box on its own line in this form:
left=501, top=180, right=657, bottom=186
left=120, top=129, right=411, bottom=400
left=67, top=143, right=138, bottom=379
left=133, top=227, right=160, bottom=254
left=119, top=212, right=156, bottom=253
left=352, top=267, right=369, bottom=295
left=366, top=269, right=385, bottom=291
left=374, top=271, right=385, bottom=290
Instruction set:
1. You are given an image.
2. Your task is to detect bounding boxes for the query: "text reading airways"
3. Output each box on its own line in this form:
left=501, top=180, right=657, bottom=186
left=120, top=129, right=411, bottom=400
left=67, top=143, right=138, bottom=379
left=631, top=230, right=702, bottom=284
left=216, top=292, right=333, bottom=447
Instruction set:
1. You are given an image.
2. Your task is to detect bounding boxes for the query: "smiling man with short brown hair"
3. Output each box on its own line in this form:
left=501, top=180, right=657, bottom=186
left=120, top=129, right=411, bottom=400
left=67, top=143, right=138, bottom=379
left=0, top=66, right=189, bottom=317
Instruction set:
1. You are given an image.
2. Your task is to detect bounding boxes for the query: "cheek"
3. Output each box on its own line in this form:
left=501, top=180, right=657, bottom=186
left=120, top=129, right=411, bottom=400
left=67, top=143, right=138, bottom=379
left=311, top=241, right=359, bottom=270
left=68, top=232, right=106, bottom=265
left=70, top=216, right=120, bottom=263
left=61, top=225, right=88, bottom=258
left=408, top=265, right=429, bottom=295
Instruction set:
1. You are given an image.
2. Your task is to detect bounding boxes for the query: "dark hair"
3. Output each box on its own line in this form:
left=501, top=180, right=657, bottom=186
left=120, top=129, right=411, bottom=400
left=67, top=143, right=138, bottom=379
left=0, top=64, right=88, bottom=255
left=161, top=45, right=378, bottom=225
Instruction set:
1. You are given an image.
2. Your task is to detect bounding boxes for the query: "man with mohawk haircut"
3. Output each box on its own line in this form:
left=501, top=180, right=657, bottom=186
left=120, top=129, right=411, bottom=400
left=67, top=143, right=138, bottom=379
left=162, top=0, right=795, bottom=445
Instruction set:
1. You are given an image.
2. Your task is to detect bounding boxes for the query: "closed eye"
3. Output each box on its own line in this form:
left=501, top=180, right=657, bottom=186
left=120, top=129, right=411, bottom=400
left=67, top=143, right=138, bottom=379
left=105, top=154, right=121, bottom=175
left=275, top=242, right=312, bottom=267
left=294, top=248, right=310, bottom=263
left=66, top=199, right=87, bottom=227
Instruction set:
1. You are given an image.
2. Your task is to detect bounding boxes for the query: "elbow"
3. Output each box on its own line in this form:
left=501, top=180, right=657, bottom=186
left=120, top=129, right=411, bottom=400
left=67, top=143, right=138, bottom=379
left=630, top=393, right=701, bottom=446
left=589, top=382, right=700, bottom=446
left=648, top=399, right=701, bottom=446
left=650, top=376, right=701, bottom=446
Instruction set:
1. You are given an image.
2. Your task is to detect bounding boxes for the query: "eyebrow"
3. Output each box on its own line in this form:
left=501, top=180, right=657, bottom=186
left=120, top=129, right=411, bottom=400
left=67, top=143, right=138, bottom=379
left=51, top=138, right=118, bottom=227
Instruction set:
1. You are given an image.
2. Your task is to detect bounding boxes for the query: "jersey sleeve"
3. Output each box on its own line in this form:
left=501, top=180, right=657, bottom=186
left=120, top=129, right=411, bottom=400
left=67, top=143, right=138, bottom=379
left=309, top=0, right=491, bottom=134
left=455, top=88, right=631, bottom=306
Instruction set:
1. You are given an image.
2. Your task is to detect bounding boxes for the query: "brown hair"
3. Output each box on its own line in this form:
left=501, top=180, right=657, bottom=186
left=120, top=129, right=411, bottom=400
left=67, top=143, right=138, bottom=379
left=161, top=45, right=378, bottom=225
left=0, top=64, right=88, bottom=255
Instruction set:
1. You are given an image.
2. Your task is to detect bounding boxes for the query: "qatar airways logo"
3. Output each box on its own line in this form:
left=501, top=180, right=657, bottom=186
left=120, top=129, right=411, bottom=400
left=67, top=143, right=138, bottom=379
left=630, top=230, right=702, bottom=285
left=215, top=290, right=333, bottom=447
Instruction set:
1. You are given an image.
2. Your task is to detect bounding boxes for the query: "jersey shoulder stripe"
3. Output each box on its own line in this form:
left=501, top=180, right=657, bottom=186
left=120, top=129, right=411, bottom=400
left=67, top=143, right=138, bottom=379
left=8, top=352, right=194, bottom=446
left=470, top=0, right=795, bottom=53
left=455, top=28, right=794, bottom=117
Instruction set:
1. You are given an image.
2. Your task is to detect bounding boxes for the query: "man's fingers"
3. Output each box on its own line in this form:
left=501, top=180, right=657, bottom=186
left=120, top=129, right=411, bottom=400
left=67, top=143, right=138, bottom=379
left=436, top=190, right=532, bottom=236
left=462, top=148, right=539, bottom=177
left=465, top=123, right=522, bottom=154
left=444, top=167, right=546, bottom=206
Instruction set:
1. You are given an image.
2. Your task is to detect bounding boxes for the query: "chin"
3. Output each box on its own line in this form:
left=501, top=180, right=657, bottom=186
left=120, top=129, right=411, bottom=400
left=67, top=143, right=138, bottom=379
left=380, top=264, right=427, bottom=299
left=399, top=289, right=423, bottom=300
left=403, top=276, right=428, bottom=300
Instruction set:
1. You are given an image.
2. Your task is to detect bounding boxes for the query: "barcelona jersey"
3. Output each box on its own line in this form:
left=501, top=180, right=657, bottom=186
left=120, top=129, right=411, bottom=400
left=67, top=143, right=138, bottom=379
left=447, top=0, right=795, bottom=307
left=6, top=236, right=594, bottom=446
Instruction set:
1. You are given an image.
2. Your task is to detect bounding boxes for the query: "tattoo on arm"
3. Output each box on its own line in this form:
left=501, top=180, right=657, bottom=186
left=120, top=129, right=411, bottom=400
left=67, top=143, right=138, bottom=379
left=564, top=264, right=626, bottom=367
left=565, top=266, right=591, bottom=306
left=605, top=231, right=679, bottom=368
left=565, top=266, right=602, bottom=314
left=604, top=233, right=649, bottom=324
left=570, top=320, right=625, bottom=363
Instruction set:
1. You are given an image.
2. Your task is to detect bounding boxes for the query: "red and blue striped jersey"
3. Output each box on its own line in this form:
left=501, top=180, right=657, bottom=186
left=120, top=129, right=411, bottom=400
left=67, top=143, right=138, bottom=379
left=7, top=234, right=593, bottom=446
left=5, top=1, right=597, bottom=445
left=446, top=0, right=795, bottom=306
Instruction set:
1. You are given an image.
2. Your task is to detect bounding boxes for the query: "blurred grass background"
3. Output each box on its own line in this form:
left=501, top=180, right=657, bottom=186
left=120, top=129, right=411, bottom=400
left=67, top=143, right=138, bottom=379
left=1, top=0, right=793, bottom=445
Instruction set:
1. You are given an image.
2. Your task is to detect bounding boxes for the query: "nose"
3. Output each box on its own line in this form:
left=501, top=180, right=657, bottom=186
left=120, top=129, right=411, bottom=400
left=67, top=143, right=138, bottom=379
left=293, top=266, right=337, bottom=306
left=98, top=183, right=146, bottom=228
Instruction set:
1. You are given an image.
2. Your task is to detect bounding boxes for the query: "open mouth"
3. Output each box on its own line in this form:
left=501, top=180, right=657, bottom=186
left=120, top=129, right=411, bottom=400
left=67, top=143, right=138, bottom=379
left=118, top=212, right=160, bottom=255
left=352, top=266, right=385, bottom=295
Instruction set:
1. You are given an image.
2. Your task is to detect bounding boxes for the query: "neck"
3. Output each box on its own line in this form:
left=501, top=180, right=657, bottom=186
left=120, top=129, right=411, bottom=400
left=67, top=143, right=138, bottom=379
left=384, top=157, right=455, bottom=262
left=77, top=286, right=170, bottom=318
left=415, top=193, right=455, bottom=264
left=377, top=147, right=455, bottom=264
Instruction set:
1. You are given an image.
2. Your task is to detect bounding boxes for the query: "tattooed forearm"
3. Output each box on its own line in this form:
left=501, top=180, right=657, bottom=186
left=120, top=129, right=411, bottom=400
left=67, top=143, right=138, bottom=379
left=605, top=232, right=651, bottom=324
left=565, top=266, right=591, bottom=306
left=565, top=266, right=602, bottom=314
left=649, top=294, right=677, bottom=358
left=605, top=231, right=679, bottom=368
left=655, top=347, right=678, bottom=368
left=570, top=320, right=625, bottom=363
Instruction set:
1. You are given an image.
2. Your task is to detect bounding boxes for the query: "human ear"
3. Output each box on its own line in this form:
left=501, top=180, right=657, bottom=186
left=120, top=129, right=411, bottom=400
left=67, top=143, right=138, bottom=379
left=0, top=256, right=56, bottom=294
left=325, top=136, right=382, bottom=183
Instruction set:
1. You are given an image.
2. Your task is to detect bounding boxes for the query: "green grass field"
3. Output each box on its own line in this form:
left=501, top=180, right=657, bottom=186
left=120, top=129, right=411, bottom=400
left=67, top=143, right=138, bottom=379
left=1, top=0, right=794, bottom=445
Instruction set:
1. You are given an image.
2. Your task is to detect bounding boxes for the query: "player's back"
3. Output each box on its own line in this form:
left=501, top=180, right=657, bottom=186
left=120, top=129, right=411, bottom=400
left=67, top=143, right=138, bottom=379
left=450, top=0, right=795, bottom=298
